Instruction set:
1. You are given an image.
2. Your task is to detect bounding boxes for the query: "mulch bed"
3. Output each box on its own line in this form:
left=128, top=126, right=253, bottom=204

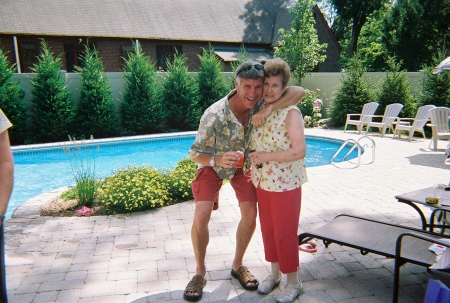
left=40, top=197, right=103, bottom=217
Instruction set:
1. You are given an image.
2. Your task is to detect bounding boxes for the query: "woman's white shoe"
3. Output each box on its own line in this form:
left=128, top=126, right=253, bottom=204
left=275, top=281, right=303, bottom=303
left=257, top=274, right=282, bottom=294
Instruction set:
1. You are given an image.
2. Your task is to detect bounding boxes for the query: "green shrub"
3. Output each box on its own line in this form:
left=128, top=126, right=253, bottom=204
left=97, top=165, right=171, bottom=214
left=0, top=48, right=27, bottom=145
left=420, top=56, right=450, bottom=108
left=197, top=46, right=228, bottom=112
left=94, top=158, right=197, bottom=215
left=376, top=57, right=414, bottom=117
left=163, top=52, right=201, bottom=131
left=328, top=54, right=375, bottom=127
left=121, top=42, right=164, bottom=135
left=30, top=39, right=75, bottom=143
left=61, top=186, right=77, bottom=200
left=298, top=88, right=325, bottom=127
left=298, top=88, right=315, bottom=118
left=76, top=44, right=120, bottom=139
left=166, top=158, right=197, bottom=203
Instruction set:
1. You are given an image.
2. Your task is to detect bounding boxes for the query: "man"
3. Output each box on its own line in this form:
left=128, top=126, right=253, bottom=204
left=0, top=108, right=14, bottom=303
left=184, top=61, right=306, bottom=301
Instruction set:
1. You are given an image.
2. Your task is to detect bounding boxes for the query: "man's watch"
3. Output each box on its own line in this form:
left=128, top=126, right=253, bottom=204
left=0, top=214, right=5, bottom=222
left=209, top=155, right=216, bottom=167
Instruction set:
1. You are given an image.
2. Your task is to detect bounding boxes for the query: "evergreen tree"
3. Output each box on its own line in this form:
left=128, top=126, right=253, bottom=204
left=420, top=55, right=450, bottom=108
left=196, top=46, right=228, bottom=112
left=30, top=39, right=75, bottom=143
left=329, top=54, right=375, bottom=127
left=162, top=52, right=201, bottom=131
left=275, top=0, right=327, bottom=83
left=76, top=44, right=120, bottom=138
left=377, top=57, right=415, bottom=118
left=0, top=48, right=27, bottom=144
left=121, top=41, right=163, bottom=135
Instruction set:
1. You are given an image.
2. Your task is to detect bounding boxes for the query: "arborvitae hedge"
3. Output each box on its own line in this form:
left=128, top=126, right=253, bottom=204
left=121, top=42, right=164, bottom=135
left=420, top=58, right=450, bottom=108
left=75, top=45, right=120, bottom=139
left=30, top=39, right=75, bottom=143
left=196, top=46, right=228, bottom=112
left=163, top=52, right=201, bottom=131
left=0, top=48, right=27, bottom=144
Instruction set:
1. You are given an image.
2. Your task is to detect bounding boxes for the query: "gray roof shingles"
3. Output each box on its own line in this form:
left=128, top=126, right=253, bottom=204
left=0, top=0, right=293, bottom=45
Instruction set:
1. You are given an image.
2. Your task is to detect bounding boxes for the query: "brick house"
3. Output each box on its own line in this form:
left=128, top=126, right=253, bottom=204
left=0, top=0, right=340, bottom=73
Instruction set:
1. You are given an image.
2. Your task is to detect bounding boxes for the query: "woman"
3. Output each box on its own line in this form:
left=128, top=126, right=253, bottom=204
left=249, top=58, right=307, bottom=303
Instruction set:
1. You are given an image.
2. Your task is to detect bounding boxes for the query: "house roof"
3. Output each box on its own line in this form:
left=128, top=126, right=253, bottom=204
left=0, top=0, right=294, bottom=46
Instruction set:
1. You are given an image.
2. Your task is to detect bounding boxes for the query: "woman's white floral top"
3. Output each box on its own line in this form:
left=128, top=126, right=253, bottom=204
left=250, top=105, right=308, bottom=192
left=0, top=109, right=12, bottom=134
left=189, top=90, right=264, bottom=180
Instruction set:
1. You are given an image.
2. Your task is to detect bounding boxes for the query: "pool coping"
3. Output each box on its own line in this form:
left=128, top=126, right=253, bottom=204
left=11, top=187, right=68, bottom=219
left=11, top=131, right=198, bottom=151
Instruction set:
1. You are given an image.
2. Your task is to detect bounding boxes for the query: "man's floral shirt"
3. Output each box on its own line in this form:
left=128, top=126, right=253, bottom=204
left=189, top=90, right=264, bottom=180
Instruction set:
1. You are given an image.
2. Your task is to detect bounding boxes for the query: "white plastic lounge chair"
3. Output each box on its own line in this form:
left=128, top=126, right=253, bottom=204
left=344, top=102, right=379, bottom=134
left=365, top=103, right=403, bottom=137
left=393, top=105, right=436, bottom=141
left=428, top=107, right=450, bottom=150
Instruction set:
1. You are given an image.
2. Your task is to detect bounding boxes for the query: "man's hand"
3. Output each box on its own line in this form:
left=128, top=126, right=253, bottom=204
left=252, top=104, right=273, bottom=128
left=217, top=151, right=242, bottom=168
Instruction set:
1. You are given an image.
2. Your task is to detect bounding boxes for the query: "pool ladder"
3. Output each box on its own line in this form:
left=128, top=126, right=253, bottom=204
left=329, top=136, right=375, bottom=168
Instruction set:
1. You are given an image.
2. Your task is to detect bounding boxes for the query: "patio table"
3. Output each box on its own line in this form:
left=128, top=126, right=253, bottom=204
left=395, top=186, right=450, bottom=233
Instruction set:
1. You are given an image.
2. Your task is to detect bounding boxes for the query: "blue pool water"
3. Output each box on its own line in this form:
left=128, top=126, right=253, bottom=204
left=9, top=134, right=358, bottom=220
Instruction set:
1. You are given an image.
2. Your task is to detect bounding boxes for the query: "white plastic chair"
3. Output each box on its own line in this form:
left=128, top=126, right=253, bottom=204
left=344, top=102, right=379, bottom=134
left=393, top=105, right=435, bottom=141
left=365, top=103, right=404, bottom=137
left=428, top=107, right=450, bottom=150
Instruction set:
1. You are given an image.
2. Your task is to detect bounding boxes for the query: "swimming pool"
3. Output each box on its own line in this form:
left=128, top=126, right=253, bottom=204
left=9, top=132, right=358, bottom=220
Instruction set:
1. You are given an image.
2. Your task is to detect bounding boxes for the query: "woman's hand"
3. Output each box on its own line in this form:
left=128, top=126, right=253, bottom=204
left=249, top=150, right=266, bottom=168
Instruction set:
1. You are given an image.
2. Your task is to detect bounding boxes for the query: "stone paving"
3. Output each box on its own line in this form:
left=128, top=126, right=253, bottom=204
left=4, top=128, right=450, bottom=303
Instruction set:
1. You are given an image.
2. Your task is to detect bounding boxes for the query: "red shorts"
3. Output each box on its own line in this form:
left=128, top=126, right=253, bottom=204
left=191, top=167, right=257, bottom=210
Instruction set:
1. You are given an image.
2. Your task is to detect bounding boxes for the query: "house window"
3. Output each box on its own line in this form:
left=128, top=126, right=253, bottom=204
left=19, top=42, right=38, bottom=73
left=64, top=42, right=94, bottom=72
left=156, top=45, right=182, bottom=71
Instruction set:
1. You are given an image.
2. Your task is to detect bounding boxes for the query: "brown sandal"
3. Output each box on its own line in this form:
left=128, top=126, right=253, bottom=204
left=231, top=266, right=259, bottom=290
left=184, top=275, right=206, bottom=301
